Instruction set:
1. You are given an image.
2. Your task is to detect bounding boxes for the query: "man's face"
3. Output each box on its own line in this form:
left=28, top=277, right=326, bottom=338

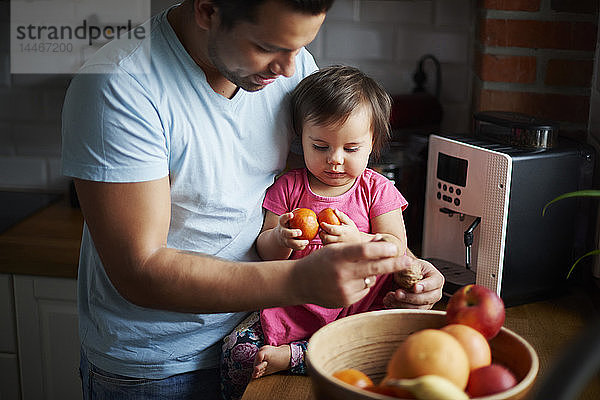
left=207, top=1, right=325, bottom=92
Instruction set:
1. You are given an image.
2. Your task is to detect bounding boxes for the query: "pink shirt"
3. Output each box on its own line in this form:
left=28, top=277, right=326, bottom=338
left=260, top=168, right=408, bottom=346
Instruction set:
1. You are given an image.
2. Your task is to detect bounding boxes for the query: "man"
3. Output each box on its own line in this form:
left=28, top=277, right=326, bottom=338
left=62, top=1, right=444, bottom=398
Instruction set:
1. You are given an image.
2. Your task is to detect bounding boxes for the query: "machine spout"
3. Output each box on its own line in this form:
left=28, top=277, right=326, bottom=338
left=464, top=217, right=482, bottom=270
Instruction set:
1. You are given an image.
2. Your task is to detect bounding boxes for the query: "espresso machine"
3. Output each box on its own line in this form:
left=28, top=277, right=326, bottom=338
left=422, top=112, right=594, bottom=306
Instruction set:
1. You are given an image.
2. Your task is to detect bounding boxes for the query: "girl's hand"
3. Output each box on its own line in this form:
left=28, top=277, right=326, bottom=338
left=276, top=211, right=310, bottom=251
left=319, top=209, right=363, bottom=245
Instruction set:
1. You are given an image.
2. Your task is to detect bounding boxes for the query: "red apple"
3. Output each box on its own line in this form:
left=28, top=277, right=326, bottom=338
left=446, top=284, right=505, bottom=339
left=466, top=363, right=517, bottom=397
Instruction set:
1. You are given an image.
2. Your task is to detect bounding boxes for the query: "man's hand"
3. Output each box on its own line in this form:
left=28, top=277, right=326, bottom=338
left=292, top=240, right=403, bottom=308
left=382, top=256, right=444, bottom=310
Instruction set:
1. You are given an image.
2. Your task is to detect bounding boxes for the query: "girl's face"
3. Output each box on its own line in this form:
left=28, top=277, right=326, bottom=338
left=302, top=104, right=374, bottom=196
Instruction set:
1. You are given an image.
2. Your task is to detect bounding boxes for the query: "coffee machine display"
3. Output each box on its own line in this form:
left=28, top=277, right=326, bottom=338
left=422, top=130, right=594, bottom=306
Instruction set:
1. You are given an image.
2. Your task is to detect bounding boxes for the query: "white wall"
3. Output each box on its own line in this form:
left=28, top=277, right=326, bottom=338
left=0, top=0, right=475, bottom=190
left=309, top=0, right=475, bottom=134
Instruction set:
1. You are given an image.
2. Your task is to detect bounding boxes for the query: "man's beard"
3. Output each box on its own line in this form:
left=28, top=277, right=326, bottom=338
left=207, top=39, right=266, bottom=93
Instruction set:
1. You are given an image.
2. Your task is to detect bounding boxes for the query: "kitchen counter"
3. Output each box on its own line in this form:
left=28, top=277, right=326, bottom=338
left=0, top=196, right=83, bottom=278
left=242, top=285, right=600, bottom=400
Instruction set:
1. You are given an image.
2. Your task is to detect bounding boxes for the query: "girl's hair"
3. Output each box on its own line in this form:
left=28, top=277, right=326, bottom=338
left=290, top=65, right=392, bottom=157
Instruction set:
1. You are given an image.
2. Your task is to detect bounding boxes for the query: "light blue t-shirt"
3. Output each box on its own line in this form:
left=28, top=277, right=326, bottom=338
left=61, top=9, right=317, bottom=378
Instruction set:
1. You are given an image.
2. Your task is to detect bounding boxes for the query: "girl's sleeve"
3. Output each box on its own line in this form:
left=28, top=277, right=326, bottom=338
left=289, top=340, right=309, bottom=375
left=369, top=173, right=408, bottom=219
left=262, top=171, right=295, bottom=215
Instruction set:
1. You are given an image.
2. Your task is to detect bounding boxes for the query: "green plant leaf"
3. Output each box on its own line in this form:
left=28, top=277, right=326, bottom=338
left=542, top=190, right=600, bottom=279
left=567, top=250, right=600, bottom=279
left=542, top=190, right=600, bottom=217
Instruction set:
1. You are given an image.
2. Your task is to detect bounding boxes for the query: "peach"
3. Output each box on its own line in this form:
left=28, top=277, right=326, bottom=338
left=441, top=324, right=492, bottom=371
left=317, top=207, right=341, bottom=225
left=332, top=368, right=373, bottom=389
left=288, top=208, right=319, bottom=241
left=386, top=328, right=470, bottom=390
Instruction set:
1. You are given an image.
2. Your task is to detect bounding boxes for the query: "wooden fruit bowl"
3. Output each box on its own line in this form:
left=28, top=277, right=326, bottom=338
left=307, top=309, right=538, bottom=400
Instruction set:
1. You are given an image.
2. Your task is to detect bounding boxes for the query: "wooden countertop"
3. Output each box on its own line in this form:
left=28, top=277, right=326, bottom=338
left=242, top=284, right=600, bottom=400
left=0, top=197, right=83, bottom=278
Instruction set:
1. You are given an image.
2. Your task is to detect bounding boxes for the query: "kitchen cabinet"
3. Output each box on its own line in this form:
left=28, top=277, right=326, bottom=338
left=0, top=274, right=20, bottom=400
left=0, top=199, right=83, bottom=400
left=0, top=354, right=20, bottom=400
left=13, top=275, right=81, bottom=400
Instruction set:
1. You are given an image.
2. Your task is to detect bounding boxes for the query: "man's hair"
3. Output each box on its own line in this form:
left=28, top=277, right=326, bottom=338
left=208, top=0, right=335, bottom=30
left=290, top=65, right=392, bottom=158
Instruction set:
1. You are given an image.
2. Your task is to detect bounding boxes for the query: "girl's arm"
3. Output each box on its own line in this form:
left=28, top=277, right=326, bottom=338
left=369, top=208, right=408, bottom=256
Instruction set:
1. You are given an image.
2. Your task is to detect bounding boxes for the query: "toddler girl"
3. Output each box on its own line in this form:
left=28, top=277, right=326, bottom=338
left=221, top=65, right=409, bottom=400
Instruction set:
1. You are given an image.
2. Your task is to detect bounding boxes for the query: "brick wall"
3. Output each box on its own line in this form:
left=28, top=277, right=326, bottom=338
left=473, top=0, right=599, bottom=137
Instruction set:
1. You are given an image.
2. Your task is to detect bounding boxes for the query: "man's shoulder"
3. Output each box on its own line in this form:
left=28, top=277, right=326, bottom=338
left=77, top=14, right=164, bottom=76
left=296, top=47, right=318, bottom=78
left=67, top=14, right=174, bottom=103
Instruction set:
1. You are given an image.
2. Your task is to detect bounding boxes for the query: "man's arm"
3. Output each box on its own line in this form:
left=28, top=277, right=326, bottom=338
left=74, top=177, right=406, bottom=313
left=74, top=177, right=300, bottom=313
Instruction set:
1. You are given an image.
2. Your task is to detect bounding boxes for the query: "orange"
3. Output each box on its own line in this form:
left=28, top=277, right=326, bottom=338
left=332, top=368, right=373, bottom=388
left=317, top=207, right=341, bottom=225
left=441, top=323, right=492, bottom=371
left=288, top=208, right=319, bottom=240
left=386, top=328, right=470, bottom=390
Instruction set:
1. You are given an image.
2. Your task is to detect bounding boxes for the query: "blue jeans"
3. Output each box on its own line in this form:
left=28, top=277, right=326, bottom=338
left=79, top=349, right=221, bottom=400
